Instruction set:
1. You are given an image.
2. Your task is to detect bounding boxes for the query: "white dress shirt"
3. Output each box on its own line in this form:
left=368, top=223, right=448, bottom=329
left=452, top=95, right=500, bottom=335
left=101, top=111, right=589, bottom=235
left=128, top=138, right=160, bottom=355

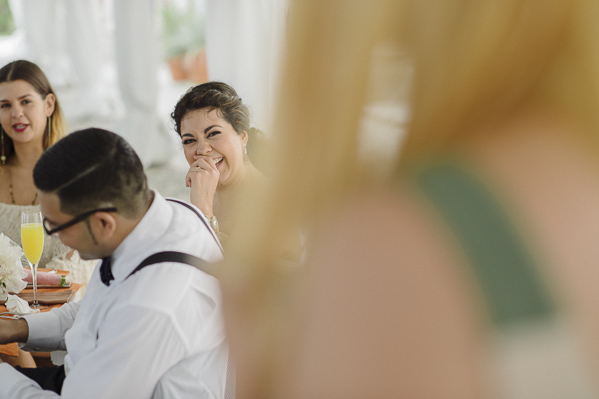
left=0, top=192, right=225, bottom=398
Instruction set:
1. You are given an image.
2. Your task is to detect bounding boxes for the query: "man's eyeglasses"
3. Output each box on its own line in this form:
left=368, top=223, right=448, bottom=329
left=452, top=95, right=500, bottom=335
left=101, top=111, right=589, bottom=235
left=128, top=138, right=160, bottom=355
left=43, top=207, right=118, bottom=235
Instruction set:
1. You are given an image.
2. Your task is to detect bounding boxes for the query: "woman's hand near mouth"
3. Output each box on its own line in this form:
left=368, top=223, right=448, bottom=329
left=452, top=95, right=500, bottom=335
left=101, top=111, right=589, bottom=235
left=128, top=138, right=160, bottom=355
left=186, top=155, right=220, bottom=218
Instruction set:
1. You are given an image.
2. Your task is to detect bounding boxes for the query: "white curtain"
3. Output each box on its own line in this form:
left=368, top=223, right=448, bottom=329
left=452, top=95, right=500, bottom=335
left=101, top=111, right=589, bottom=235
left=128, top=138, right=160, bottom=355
left=204, top=0, right=288, bottom=132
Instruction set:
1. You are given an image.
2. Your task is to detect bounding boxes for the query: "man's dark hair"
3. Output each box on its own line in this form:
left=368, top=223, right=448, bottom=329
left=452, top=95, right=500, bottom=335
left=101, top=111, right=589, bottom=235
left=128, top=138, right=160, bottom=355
left=33, top=128, right=150, bottom=218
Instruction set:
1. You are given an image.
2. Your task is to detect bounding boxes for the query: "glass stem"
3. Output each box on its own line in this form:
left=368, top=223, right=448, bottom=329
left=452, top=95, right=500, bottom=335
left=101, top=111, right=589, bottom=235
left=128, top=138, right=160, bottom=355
left=31, top=263, right=38, bottom=307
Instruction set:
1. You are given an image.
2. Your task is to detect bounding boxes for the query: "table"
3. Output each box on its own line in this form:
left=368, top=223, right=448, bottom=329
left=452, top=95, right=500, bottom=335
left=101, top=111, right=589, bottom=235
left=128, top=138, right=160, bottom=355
left=0, top=269, right=81, bottom=361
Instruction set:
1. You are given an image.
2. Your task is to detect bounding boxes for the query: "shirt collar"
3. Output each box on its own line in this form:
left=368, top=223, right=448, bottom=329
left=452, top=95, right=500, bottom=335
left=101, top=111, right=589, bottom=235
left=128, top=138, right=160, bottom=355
left=109, top=191, right=173, bottom=283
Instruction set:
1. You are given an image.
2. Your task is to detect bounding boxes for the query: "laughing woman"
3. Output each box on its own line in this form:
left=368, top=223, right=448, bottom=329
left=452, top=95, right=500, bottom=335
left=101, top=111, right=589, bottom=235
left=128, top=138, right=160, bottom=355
left=172, top=82, right=269, bottom=248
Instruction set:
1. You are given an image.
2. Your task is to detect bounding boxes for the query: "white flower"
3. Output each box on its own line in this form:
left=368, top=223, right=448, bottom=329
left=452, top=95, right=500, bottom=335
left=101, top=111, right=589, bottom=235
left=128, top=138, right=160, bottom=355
left=6, top=294, right=36, bottom=314
left=0, top=233, right=27, bottom=301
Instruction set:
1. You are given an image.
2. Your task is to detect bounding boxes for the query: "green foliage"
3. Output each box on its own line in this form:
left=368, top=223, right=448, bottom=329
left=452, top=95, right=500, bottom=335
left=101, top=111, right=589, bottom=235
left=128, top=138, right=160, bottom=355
left=0, top=0, right=15, bottom=36
left=161, top=2, right=205, bottom=59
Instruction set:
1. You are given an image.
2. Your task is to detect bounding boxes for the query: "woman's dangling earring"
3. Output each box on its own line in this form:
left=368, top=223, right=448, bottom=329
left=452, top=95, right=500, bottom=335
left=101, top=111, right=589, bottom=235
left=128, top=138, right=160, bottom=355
left=0, top=127, right=6, bottom=165
left=46, top=116, right=52, bottom=140
left=244, top=145, right=247, bottom=154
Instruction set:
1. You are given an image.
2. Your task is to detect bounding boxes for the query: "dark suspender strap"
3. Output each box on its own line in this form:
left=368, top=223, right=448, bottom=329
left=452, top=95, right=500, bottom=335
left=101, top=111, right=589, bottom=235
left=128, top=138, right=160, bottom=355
left=126, top=251, right=214, bottom=280
left=166, top=198, right=223, bottom=253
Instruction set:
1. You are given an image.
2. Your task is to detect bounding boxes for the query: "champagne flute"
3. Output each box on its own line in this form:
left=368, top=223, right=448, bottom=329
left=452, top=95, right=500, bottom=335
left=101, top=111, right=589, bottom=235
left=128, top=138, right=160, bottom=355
left=21, top=211, right=45, bottom=309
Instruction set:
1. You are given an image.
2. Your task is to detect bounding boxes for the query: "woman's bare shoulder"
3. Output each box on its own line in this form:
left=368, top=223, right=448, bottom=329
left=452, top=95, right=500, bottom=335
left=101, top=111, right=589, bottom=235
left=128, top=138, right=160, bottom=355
left=284, top=186, right=485, bottom=398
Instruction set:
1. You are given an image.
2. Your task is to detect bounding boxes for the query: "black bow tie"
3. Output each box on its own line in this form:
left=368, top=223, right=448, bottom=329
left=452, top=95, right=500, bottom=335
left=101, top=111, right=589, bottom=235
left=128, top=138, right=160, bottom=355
left=100, top=257, right=114, bottom=286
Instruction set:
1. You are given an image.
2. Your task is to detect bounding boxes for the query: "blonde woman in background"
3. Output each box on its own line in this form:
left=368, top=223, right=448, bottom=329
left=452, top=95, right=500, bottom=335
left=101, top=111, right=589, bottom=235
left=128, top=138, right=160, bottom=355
left=0, top=60, right=96, bottom=290
left=0, top=60, right=96, bottom=366
left=222, top=0, right=599, bottom=397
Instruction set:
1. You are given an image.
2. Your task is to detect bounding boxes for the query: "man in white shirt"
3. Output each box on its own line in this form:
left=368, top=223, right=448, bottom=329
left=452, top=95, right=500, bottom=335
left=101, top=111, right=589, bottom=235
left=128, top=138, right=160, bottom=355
left=0, top=128, right=226, bottom=398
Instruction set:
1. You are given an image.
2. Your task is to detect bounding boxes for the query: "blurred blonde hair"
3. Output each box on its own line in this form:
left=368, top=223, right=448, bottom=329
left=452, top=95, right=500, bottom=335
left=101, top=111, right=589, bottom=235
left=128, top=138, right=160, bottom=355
left=399, top=0, right=599, bottom=163
left=227, top=0, right=400, bottom=265
left=223, top=0, right=599, bottom=395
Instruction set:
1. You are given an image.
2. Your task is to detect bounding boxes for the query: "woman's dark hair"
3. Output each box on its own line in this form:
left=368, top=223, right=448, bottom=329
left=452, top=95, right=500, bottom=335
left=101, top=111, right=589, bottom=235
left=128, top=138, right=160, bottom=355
left=0, top=60, right=66, bottom=160
left=171, top=81, right=269, bottom=172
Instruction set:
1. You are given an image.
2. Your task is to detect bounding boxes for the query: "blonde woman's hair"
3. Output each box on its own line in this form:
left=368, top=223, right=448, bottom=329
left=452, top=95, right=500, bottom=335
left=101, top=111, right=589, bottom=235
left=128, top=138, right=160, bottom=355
left=0, top=60, right=67, bottom=160
left=398, top=0, right=599, bottom=164
left=224, top=0, right=599, bottom=395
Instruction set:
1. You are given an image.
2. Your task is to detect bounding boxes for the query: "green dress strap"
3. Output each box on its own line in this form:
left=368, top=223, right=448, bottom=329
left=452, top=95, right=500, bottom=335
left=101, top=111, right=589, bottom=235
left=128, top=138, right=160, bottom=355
left=413, top=162, right=556, bottom=328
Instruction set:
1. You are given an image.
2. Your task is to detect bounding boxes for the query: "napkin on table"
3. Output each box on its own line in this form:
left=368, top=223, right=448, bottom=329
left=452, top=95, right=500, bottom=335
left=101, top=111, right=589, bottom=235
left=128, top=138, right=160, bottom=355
left=5, top=294, right=37, bottom=314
